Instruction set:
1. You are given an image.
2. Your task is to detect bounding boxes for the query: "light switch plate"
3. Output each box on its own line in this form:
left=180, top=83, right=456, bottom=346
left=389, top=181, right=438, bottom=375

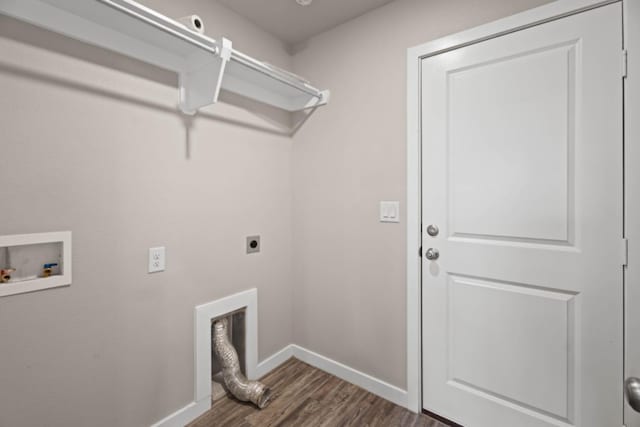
left=380, top=201, right=400, bottom=223
left=148, top=247, right=165, bottom=273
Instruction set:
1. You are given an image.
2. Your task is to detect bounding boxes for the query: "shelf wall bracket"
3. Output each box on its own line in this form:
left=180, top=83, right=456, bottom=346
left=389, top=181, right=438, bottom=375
left=178, top=37, right=233, bottom=115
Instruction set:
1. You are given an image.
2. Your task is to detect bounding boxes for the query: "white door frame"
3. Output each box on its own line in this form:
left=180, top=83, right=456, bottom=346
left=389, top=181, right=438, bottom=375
left=624, top=0, right=640, bottom=426
left=406, top=0, right=636, bottom=414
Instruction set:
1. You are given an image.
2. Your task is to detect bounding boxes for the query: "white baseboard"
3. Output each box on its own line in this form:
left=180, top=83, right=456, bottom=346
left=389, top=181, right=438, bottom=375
left=290, top=345, right=409, bottom=408
left=150, top=398, right=210, bottom=427
left=151, top=343, right=409, bottom=426
left=255, top=344, right=295, bottom=379
left=256, top=344, right=409, bottom=407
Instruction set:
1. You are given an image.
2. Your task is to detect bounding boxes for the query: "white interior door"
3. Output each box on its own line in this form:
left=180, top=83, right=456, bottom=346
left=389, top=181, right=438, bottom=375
left=421, top=4, right=624, bottom=427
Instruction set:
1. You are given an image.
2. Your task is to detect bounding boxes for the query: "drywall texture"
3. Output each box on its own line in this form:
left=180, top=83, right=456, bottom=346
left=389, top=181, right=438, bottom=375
left=0, top=1, right=294, bottom=426
left=291, top=0, right=553, bottom=390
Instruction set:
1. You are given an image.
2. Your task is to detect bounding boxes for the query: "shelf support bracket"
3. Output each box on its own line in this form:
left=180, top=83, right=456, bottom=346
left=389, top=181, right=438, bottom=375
left=178, top=37, right=233, bottom=115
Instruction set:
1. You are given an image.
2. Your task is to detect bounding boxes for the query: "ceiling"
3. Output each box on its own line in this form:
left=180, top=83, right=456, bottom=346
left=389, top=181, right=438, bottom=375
left=217, top=0, right=396, bottom=46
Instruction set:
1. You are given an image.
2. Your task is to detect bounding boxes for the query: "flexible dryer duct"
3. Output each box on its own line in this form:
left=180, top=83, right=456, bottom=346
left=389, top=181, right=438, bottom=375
left=212, top=318, right=272, bottom=409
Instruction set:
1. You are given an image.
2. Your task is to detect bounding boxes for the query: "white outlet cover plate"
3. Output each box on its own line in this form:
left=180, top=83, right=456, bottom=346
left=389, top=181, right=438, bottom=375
left=380, top=201, right=400, bottom=223
left=148, top=246, right=166, bottom=273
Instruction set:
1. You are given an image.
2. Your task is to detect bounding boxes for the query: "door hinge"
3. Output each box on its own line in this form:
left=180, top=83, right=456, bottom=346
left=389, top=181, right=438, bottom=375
left=622, top=238, right=629, bottom=267
left=623, top=49, right=628, bottom=79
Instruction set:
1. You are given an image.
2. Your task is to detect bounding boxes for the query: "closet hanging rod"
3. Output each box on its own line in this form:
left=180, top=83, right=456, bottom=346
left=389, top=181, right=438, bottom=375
left=100, top=0, right=220, bottom=55
left=101, top=0, right=322, bottom=99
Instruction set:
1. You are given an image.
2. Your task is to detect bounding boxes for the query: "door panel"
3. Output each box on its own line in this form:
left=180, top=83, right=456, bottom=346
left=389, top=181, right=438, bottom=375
left=421, top=4, right=623, bottom=427
left=448, top=275, right=574, bottom=420
left=448, top=43, right=574, bottom=243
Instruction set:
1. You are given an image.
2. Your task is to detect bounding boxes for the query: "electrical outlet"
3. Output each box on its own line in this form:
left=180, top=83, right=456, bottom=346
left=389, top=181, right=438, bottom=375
left=148, top=247, right=165, bottom=273
left=246, top=236, right=260, bottom=254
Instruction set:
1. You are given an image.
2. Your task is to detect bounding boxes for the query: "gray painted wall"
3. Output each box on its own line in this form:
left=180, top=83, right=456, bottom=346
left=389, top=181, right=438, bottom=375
left=291, top=0, right=552, bottom=390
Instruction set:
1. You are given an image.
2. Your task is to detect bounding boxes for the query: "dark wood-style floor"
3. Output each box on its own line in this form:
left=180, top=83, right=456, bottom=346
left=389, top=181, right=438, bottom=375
left=188, top=357, right=448, bottom=427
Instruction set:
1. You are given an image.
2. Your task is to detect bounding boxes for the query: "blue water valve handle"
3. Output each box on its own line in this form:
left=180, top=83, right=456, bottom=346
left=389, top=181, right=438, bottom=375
left=43, top=263, right=58, bottom=269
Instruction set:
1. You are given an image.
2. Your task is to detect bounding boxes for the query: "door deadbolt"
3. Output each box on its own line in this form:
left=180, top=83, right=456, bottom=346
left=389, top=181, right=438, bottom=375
left=425, top=248, right=439, bottom=260
left=427, top=224, right=439, bottom=237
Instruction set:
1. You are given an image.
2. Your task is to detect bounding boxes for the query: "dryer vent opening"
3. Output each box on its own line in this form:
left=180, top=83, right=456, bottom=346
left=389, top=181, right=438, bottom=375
left=211, top=310, right=272, bottom=409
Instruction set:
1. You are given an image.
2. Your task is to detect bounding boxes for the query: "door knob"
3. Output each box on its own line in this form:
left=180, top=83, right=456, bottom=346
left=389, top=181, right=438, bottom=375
left=627, top=377, right=640, bottom=412
left=425, top=248, right=439, bottom=260
left=427, top=224, right=439, bottom=237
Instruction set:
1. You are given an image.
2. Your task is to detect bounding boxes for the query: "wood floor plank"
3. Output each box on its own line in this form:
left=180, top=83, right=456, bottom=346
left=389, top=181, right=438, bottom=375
left=313, top=382, right=367, bottom=427
left=244, top=365, right=332, bottom=426
left=351, top=396, right=397, bottom=427
left=330, top=389, right=378, bottom=427
left=187, top=357, right=448, bottom=427
left=271, top=397, right=323, bottom=426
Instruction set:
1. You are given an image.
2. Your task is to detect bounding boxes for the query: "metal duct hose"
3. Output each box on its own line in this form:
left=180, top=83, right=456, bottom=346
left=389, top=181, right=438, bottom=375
left=212, top=318, right=272, bottom=409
